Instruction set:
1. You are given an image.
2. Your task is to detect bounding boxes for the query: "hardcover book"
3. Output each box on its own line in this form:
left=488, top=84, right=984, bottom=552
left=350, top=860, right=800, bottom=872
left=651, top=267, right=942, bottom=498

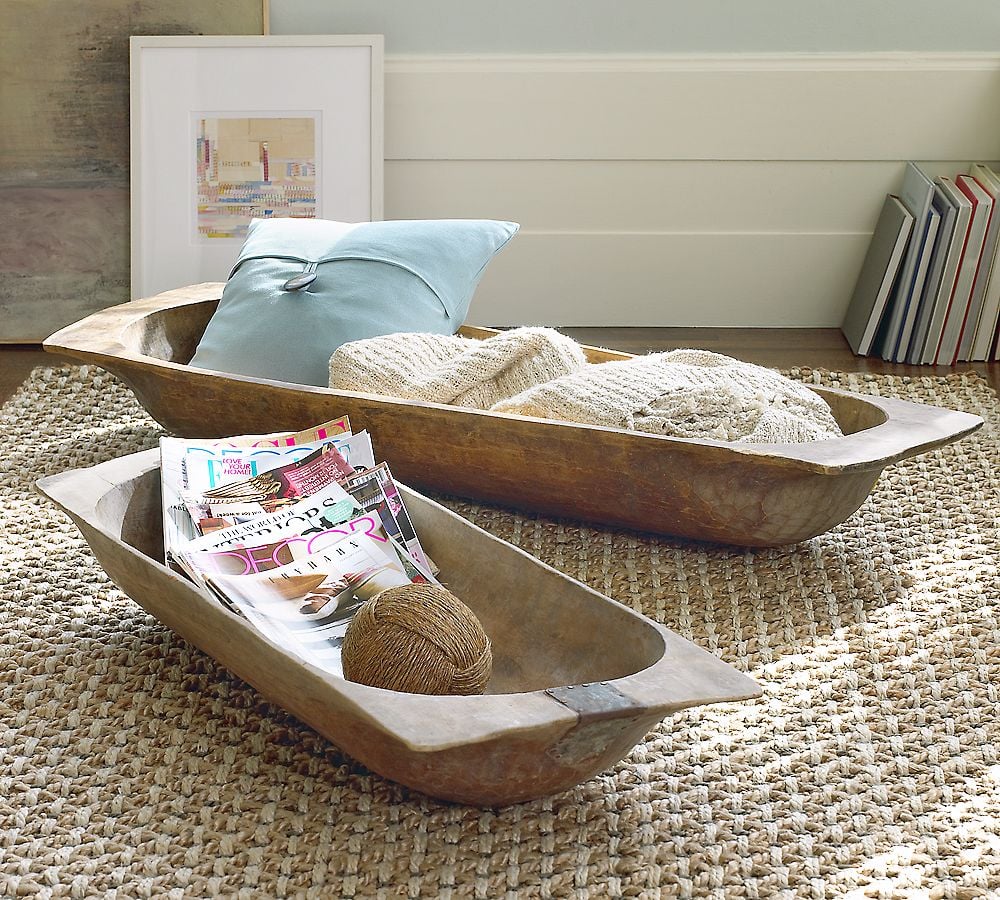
left=840, top=194, right=913, bottom=356
left=967, top=164, right=1000, bottom=362
left=934, top=175, right=992, bottom=365
left=876, top=162, right=936, bottom=360
left=921, top=177, right=972, bottom=365
left=905, top=184, right=957, bottom=364
left=955, top=172, right=999, bottom=361
left=891, top=203, right=940, bottom=362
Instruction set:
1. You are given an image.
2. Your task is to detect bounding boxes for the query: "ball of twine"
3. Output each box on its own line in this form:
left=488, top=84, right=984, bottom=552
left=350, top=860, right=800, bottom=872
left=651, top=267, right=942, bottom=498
left=342, top=583, right=493, bottom=695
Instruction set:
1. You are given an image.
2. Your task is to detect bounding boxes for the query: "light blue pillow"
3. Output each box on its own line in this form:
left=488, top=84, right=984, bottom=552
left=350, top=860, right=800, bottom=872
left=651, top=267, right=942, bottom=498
left=189, top=217, right=519, bottom=386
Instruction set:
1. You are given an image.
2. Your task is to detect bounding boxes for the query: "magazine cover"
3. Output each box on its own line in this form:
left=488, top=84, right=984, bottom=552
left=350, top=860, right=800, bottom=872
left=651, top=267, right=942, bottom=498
left=183, top=431, right=373, bottom=494
left=175, top=496, right=376, bottom=582
left=203, top=528, right=432, bottom=676
left=326, top=430, right=375, bottom=471
left=184, top=443, right=329, bottom=494
left=159, top=416, right=352, bottom=565
left=212, top=416, right=351, bottom=448
left=198, top=443, right=355, bottom=505
left=343, top=462, right=431, bottom=570
left=178, top=443, right=357, bottom=538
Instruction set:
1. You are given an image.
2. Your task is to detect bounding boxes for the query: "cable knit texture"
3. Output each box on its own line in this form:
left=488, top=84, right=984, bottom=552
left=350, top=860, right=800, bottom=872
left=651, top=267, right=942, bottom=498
left=328, top=328, right=588, bottom=409
left=491, top=349, right=844, bottom=443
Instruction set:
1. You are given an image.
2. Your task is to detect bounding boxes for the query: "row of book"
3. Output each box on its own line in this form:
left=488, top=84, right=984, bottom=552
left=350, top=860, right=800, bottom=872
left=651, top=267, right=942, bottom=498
left=842, top=161, right=1000, bottom=364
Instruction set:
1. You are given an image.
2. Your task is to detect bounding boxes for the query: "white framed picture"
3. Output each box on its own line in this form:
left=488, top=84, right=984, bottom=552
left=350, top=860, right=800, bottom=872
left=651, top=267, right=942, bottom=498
left=130, top=35, right=383, bottom=299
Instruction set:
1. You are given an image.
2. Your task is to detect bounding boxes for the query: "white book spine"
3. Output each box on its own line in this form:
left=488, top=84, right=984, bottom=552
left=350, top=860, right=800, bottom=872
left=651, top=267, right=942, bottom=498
left=936, top=240, right=985, bottom=364
left=957, top=213, right=1000, bottom=360
left=972, top=264, right=1000, bottom=360
left=968, top=165, right=1000, bottom=362
left=969, top=266, right=1000, bottom=362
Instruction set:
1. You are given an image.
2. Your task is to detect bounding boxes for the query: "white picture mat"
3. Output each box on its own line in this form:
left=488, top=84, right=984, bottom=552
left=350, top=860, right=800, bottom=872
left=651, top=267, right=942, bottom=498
left=131, top=36, right=383, bottom=299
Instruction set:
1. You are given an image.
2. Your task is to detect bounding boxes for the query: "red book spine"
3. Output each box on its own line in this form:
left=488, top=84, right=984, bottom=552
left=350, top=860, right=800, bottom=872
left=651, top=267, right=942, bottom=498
left=951, top=175, right=995, bottom=363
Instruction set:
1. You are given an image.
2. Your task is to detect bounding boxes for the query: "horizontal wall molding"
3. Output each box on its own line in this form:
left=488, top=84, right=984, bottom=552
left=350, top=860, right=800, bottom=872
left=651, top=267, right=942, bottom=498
left=385, top=51, right=1000, bottom=161
left=387, top=51, right=1000, bottom=73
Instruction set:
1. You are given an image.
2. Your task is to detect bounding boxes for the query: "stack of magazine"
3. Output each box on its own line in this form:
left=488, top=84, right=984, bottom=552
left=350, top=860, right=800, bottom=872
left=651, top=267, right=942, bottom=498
left=160, top=415, right=438, bottom=678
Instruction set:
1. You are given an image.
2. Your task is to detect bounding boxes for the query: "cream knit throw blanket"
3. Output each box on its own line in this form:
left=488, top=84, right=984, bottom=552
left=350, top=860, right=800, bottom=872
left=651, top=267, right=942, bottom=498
left=330, top=333, right=843, bottom=443
left=328, top=328, right=588, bottom=409
left=491, top=349, right=844, bottom=443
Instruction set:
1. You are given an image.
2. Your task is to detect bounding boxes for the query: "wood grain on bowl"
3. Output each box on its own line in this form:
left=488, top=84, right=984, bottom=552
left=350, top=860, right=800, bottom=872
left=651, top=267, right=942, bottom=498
left=43, top=284, right=984, bottom=547
left=37, top=450, right=761, bottom=805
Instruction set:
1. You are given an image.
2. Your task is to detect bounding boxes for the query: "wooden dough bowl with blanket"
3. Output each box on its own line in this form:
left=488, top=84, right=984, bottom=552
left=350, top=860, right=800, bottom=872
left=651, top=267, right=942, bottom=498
left=44, top=283, right=984, bottom=548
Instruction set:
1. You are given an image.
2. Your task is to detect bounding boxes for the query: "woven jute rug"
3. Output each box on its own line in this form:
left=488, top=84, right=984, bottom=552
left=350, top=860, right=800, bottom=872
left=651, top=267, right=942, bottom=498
left=1, top=365, right=998, bottom=899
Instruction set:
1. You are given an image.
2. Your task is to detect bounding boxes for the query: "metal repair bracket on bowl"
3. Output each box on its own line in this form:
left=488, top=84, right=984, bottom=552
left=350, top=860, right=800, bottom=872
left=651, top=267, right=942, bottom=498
left=544, top=682, right=648, bottom=765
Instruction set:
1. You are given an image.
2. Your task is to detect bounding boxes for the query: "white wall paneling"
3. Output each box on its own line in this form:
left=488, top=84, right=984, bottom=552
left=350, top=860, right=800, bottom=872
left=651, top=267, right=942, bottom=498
left=381, top=53, right=1000, bottom=326
left=464, top=232, right=874, bottom=327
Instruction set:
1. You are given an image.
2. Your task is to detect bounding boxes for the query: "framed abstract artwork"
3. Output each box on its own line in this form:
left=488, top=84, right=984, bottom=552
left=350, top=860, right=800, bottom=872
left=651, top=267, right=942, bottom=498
left=130, top=35, right=384, bottom=299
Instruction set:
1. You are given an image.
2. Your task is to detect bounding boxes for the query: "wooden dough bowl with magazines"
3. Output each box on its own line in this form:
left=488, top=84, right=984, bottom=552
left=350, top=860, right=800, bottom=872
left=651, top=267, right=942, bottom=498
left=36, top=449, right=762, bottom=805
left=44, top=283, right=984, bottom=548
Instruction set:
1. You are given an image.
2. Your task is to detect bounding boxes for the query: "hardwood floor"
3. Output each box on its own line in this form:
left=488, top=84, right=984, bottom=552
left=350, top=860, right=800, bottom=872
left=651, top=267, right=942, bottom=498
left=561, top=327, right=1000, bottom=392
left=1, top=330, right=998, bottom=408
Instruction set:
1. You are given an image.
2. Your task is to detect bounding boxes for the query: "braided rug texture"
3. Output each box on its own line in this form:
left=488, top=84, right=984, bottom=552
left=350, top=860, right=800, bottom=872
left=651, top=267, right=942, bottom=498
left=1, top=365, right=998, bottom=900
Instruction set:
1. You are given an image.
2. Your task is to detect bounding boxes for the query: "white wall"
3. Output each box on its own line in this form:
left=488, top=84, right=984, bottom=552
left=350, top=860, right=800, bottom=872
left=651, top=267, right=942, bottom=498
left=270, top=3, right=1000, bottom=326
